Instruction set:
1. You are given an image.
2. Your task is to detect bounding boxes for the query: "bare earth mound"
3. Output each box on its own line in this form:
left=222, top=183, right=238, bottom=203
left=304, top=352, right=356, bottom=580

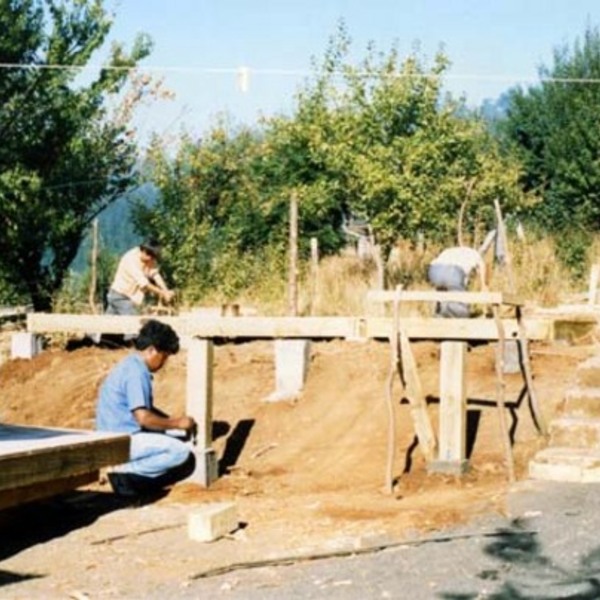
left=0, top=334, right=596, bottom=595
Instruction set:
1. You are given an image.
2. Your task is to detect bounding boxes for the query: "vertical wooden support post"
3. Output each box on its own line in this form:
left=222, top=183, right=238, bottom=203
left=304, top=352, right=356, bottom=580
left=186, top=337, right=218, bottom=487
left=310, top=237, right=319, bottom=316
left=429, top=341, right=468, bottom=474
left=288, top=192, right=299, bottom=317
left=88, top=218, right=99, bottom=314
left=492, top=306, right=515, bottom=483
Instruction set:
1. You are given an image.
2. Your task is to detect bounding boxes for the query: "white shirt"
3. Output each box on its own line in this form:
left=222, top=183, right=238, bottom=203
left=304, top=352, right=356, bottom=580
left=431, top=246, right=483, bottom=276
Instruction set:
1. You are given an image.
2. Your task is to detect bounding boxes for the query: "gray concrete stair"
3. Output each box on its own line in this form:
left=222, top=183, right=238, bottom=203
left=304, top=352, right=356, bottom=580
left=529, top=350, right=600, bottom=483
left=529, top=447, right=600, bottom=483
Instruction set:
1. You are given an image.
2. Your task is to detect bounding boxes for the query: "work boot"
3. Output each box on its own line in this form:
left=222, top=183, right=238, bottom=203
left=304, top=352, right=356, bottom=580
left=107, top=472, right=140, bottom=498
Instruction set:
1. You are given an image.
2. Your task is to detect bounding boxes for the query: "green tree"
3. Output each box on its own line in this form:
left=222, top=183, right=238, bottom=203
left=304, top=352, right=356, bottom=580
left=0, top=0, right=152, bottom=309
left=143, top=24, right=531, bottom=299
left=269, top=25, right=529, bottom=258
left=501, top=25, right=600, bottom=232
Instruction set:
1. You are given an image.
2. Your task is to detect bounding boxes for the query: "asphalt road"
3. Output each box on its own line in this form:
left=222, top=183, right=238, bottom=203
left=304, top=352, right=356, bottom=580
left=160, top=480, right=600, bottom=600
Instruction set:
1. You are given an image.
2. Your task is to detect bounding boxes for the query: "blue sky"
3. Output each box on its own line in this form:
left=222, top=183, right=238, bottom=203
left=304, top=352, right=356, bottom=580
left=106, top=0, right=600, bottom=144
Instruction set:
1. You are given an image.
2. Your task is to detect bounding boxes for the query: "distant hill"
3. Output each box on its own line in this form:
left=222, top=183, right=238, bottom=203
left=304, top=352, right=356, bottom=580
left=71, top=184, right=157, bottom=273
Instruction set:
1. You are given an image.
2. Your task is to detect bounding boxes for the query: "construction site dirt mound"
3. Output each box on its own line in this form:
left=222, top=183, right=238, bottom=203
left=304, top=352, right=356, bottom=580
left=0, top=332, right=596, bottom=595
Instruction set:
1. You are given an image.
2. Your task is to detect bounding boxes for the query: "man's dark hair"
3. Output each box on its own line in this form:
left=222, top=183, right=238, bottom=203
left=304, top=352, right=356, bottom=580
left=140, top=239, right=161, bottom=259
left=135, top=319, right=180, bottom=354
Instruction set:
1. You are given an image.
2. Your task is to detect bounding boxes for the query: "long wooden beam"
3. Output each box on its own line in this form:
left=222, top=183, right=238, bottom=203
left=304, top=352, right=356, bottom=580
left=27, top=312, right=556, bottom=341
left=0, top=305, right=31, bottom=321
left=367, top=289, right=523, bottom=306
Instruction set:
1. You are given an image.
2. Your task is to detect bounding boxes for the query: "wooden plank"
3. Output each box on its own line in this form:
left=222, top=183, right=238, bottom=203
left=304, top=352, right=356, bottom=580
left=186, top=338, right=217, bottom=487
left=27, top=313, right=554, bottom=341
left=0, top=305, right=31, bottom=321
left=0, top=472, right=98, bottom=511
left=399, top=331, right=437, bottom=461
left=364, top=317, right=553, bottom=341
left=438, top=341, right=467, bottom=464
left=27, top=313, right=358, bottom=339
left=367, top=290, right=523, bottom=306
left=0, top=425, right=130, bottom=491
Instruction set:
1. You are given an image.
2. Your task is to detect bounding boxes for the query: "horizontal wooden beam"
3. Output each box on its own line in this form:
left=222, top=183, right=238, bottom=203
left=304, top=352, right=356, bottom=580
left=27, top=312, right=556, bottom=341
left=0, top=305, right=31, bottom=321
left=28, top=313, right=359, bottom=338
left=367, top=289, right=523, bottom=306
left=362, top=317, right=552, bottom=340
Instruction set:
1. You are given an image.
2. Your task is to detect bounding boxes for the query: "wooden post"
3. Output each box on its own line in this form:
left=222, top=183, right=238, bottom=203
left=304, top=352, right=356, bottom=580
left=430, top=341, right=468, bottom=474
left=494, top=199, right=516, bottom=293
left=186, top=338, right=218, bottom=486
left=398, top=330, right=437, bottom=461
left=310, top=237, right=319, bottom=316
left=288, top=192, right=299, bottom=317
left=88, top=218, right=99, bottom=314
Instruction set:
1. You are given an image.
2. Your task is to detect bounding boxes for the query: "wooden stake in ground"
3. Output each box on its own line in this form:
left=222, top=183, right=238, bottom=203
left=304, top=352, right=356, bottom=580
left=88, top=218, right=99, bottom=314
left=288, top=192, right=299, bottom=317
left=494, top=199, right=516, bottom=293
left=310, top=237, right=319, bottom=315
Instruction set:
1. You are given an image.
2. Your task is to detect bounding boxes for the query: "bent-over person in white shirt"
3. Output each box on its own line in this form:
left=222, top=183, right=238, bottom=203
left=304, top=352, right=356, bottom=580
left=427, top=246, right=487, bottom=318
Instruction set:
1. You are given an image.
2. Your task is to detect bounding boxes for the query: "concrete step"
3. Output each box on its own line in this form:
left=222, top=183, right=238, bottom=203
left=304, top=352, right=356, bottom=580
left=548, top=416, right=600, bottom=449
left=529, top=447, right=600, bottom=483
left=561, top=387, right=600, bottom=418
left=576, top=355, right=600, bottom=387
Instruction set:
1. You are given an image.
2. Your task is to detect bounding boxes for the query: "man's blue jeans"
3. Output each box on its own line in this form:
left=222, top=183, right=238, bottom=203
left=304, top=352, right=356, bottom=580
left=427, top=264, right=470, bottom=318
left=117, top=432, right=193, bottom=479
left=105, top=290, right=138, bottom=341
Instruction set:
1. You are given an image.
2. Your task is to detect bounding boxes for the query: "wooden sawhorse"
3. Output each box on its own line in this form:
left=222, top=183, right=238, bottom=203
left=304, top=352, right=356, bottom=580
left=369, top=289, right=547, bottom=491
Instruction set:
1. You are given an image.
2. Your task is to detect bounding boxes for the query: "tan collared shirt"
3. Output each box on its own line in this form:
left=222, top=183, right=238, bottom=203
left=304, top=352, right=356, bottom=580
left=110, top=247, right=161, bottom=306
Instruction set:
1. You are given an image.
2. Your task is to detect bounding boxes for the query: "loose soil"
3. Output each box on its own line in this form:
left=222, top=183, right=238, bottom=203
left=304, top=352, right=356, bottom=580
left=0, top=327, right=596, bottom=597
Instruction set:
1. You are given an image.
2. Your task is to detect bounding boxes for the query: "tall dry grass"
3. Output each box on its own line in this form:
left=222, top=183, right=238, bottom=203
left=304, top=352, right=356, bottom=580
left=278, top=235, right=596, bottom=317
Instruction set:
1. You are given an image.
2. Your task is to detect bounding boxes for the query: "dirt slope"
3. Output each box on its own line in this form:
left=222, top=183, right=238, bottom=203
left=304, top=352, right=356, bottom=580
left=0, top=333, right=594, bottom=550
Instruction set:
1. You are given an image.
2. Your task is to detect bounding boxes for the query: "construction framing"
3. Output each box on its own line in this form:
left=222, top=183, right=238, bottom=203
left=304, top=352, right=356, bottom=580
left=0, top=424, right=129, bottom=510
left=22, top=299, right=563, bottom=490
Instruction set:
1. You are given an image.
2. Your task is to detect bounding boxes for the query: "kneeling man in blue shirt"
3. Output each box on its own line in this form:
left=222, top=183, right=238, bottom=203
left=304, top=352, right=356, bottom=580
left=96, top=319, right=197, bottom=497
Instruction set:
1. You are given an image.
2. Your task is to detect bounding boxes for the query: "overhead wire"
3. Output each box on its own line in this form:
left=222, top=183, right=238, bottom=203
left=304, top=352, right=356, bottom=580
left=0, top=61, right=600, bottom=85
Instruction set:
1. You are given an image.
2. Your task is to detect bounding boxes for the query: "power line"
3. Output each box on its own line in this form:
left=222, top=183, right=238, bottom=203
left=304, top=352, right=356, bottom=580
left=1, top=61, right=600, bottom=85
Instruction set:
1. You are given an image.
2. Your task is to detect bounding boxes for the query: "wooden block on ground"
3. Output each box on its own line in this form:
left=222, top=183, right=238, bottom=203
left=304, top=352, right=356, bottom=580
left=188, top=502, right=238, bottom=542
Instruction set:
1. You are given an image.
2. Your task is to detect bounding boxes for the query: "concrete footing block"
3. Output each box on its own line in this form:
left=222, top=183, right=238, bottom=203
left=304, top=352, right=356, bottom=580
left=265, top=339, right=311, bottom=402
left=427, top=459, right=470, bottom=476
left=502, top=340, right=521, bottom=374
left=11, top=332, right=42, bottom=359
left=188, top=502, right=238, bottom=542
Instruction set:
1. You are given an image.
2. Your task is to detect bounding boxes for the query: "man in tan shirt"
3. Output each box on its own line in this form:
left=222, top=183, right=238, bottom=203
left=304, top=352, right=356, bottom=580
left=106, top=240, right=175, bottom=316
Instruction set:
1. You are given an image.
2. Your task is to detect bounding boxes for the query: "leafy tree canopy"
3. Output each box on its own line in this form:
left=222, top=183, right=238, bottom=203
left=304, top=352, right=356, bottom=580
left=501, top=25, right=600, bottom=232
left=142, top=23, right=531, bottom=299
left=0, top=0, right=152, bottom=309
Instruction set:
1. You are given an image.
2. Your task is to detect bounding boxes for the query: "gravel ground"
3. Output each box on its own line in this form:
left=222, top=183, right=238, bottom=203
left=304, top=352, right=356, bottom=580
left=160, top=479, right=600, bottom=600
left=2, top=480, right=600, bottom=599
